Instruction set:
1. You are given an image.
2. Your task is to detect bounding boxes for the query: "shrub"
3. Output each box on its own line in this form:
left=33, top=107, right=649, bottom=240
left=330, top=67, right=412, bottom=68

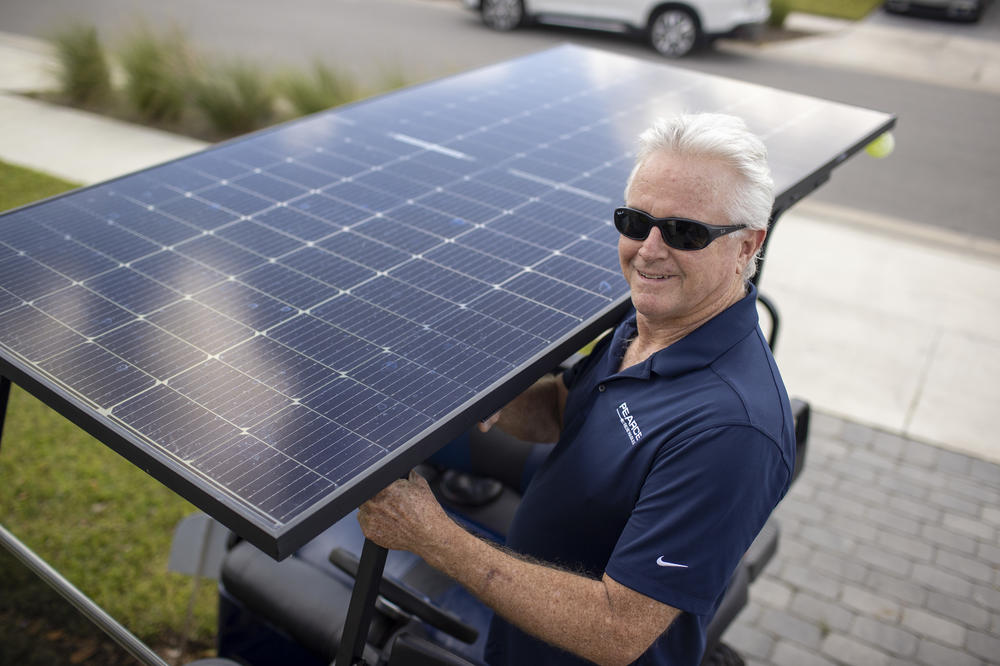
left=194, top=61, right=275, bottom=137
left=119, top=26, right=194, bottom=123
left=769, top=0, right=792, bottom=27
left=278, top=61, right=357, bottom=116
left=51, top=24, right=113, bottom=106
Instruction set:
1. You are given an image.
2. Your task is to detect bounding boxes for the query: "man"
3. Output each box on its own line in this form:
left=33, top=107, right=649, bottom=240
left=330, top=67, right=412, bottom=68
left=358, top=113, right=796, bottom=665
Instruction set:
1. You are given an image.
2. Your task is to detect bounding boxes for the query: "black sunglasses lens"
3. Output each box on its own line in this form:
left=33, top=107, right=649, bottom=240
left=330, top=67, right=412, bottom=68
left=670, top=219, right=710, bottom=250
left=614, top=210, right=651, bottom=240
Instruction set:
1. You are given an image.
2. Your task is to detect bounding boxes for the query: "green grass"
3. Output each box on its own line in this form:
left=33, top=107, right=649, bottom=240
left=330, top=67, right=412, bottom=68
left=772, top=0, right=883, bottom=25
left=0, top=160, right=216, bottom=661
left=0, top=160, right=79, bottom=211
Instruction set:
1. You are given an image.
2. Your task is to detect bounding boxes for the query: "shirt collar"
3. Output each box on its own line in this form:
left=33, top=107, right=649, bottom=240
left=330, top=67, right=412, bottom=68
left=611, top=283, right=761, bottom=380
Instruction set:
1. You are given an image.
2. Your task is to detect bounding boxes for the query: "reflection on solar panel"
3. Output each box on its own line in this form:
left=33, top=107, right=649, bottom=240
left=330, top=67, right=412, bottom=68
left=0, top=45, right=893, bottom=558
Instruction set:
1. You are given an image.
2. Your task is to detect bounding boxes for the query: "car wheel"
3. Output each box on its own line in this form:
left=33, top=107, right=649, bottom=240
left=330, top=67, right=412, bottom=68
left=649, top=7, right=701, bottom=58
left=482, top=0, right=524, bottom=31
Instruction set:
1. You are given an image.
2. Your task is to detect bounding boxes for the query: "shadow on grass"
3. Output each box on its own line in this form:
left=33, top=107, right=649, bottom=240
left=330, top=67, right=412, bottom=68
left=0, top=547, right=143, bottom=665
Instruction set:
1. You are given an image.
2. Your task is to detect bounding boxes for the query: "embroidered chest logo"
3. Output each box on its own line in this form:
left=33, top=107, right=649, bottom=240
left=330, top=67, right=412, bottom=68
left=616, top=401, right=643, bottom=445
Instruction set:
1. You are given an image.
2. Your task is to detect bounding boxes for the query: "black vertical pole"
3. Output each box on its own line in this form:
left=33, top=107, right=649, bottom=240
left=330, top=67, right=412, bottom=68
left=334, top=537, right=389, bottom=666
left=0, top=375, right=11, bottom=453
left=753, top=206, right=785, bottom=288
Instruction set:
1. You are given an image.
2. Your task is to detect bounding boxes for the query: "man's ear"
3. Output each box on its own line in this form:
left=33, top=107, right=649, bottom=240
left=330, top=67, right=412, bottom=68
left=737, top=228, right=767, bottom=274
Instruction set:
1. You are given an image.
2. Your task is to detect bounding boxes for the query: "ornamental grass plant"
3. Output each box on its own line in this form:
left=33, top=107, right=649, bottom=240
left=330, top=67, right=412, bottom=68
left=277, top=61, right=358, bottom=116
left=193, top=60, right=277, bottom=136
left=45, top=21, right=417, bottom=139
left=51, top=23, right=113, bottom=107
left=118, top=25, right=195, bottom=123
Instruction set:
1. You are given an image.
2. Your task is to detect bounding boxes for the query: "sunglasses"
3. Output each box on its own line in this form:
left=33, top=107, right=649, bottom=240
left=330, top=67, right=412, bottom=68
left=613, top=207, right=746, bottom=251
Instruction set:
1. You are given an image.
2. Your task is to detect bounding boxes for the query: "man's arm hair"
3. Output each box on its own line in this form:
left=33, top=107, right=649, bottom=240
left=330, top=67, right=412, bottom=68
left=425, top=523, right=680, bottom=666
left=490, top=373, right=568, bottom=443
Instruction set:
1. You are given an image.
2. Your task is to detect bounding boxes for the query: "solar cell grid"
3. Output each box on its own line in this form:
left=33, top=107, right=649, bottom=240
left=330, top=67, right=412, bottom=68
left=133, top=250, right=227, bottom=294
left=310, top=294, right=425, bottom=348
left=299, top=375, right=432, bottom=446
left=291, top=193, right=372, bottom=227
left=156, top=196, right=237, bottom=231
left=139, top=163, right=215, bottom=192
left=382, top=203, right=474, bottom=239
left=111, top=207, right=201, bottom=247
left=0, top=45, right=893, bottom=557
left=231, top=172, right=310, bottom=202
left=39, top=342, right=155, bottom=409
left=96, top=320, right=207, bottom=380
left=423, top=242, right=522, bottom=284
left=352, top=216, right=440, bottom=255
left=382, top=158, right=457, bottom=187
left=0, top=208, right=71, bottom=253
left=282, top=246, right=375, bottom=290
left=446, top=178, right=531, bottom=210
left=389, top=259, right=493, bottom=304
left=216, top=220, right=304, bottom=258
left=266, top=160, right=339, bottom=190
left=168, top=358, right=292, bottom=429
left=112, top=384, right=243, bottom=460
left=1, top=306, right=87, bottom=362
left=35, top=286, right=134, bottom=338
left=219, top=335, right=340, bottom=400
left=148, top=300, right=254, bottom=355
left=317, top=231, right=410, bottom=272
left=293, top=150, right=369, bottom=179
left=0, top=254, right=72, bottom=301
left=240, top=263, right=338, bottom=310
left=252, top=205, right=337, bottom=241
left=194, top=280, right=296, bottom=330
left=0, top=290, right=19, bottom=317
left=185, top=153, right=249, bottom=180
left=268, top=314, right=382, bottom=372
left=350, top=276, right=457, bottom=325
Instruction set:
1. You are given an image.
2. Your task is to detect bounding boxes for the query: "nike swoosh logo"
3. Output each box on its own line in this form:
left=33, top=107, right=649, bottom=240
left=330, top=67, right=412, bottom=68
left=656, top=557, right=688, bottom=568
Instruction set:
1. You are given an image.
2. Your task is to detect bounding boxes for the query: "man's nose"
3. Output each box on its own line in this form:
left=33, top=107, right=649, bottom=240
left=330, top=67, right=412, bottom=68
left=638, top=227, right=671, bottom=257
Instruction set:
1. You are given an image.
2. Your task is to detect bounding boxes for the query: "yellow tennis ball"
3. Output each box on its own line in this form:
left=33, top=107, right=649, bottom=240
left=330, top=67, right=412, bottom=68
left=865, top=132, right=895, bottom=158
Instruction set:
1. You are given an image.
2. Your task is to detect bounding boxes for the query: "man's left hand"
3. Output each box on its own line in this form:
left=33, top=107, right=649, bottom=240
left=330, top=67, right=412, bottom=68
left=358, top=469, right=453, bottom=554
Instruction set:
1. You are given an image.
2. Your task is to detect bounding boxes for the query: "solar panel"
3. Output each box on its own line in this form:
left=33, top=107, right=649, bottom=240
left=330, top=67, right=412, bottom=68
left=0, top=45, right=894, bottom=558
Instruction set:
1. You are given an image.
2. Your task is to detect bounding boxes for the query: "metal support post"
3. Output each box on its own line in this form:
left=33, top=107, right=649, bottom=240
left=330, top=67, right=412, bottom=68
left=334, top=537, right=389, bottom=666
left=0, top=375, right=10, bottom=453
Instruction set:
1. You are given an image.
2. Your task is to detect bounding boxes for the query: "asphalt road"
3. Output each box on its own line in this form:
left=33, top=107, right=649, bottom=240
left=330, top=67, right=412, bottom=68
left=1, top=0, right=998, bottom=241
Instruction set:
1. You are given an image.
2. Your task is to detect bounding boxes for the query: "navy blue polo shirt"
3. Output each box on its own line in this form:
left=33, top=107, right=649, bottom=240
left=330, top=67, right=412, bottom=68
left=485, top=285, right=795, bottom=666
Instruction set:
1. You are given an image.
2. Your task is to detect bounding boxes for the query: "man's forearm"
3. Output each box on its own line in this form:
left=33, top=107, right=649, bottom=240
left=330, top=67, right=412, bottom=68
left=422, top=520, right=668, bottom=666
left=493, top=374, right=565, bottom=443
left=358, top=473, right=678, bottom=664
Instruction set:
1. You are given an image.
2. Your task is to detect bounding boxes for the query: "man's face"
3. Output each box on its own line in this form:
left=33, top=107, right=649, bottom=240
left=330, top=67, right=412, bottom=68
left=619, top=151, right=761, bottom=329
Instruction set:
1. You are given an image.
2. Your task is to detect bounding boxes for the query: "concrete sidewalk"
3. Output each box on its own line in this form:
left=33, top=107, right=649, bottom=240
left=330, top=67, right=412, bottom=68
left=0, top=18, right=998, bottom=666
left=727, top=12, right=1000, bottom=94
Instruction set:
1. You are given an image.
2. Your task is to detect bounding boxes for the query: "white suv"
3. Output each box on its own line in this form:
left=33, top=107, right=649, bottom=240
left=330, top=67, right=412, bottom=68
left=462, top=0, right=770, bottom=57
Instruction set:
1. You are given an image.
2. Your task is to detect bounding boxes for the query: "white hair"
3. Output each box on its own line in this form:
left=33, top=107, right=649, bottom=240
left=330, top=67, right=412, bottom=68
left=624, top=113, right=774, bottom=281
